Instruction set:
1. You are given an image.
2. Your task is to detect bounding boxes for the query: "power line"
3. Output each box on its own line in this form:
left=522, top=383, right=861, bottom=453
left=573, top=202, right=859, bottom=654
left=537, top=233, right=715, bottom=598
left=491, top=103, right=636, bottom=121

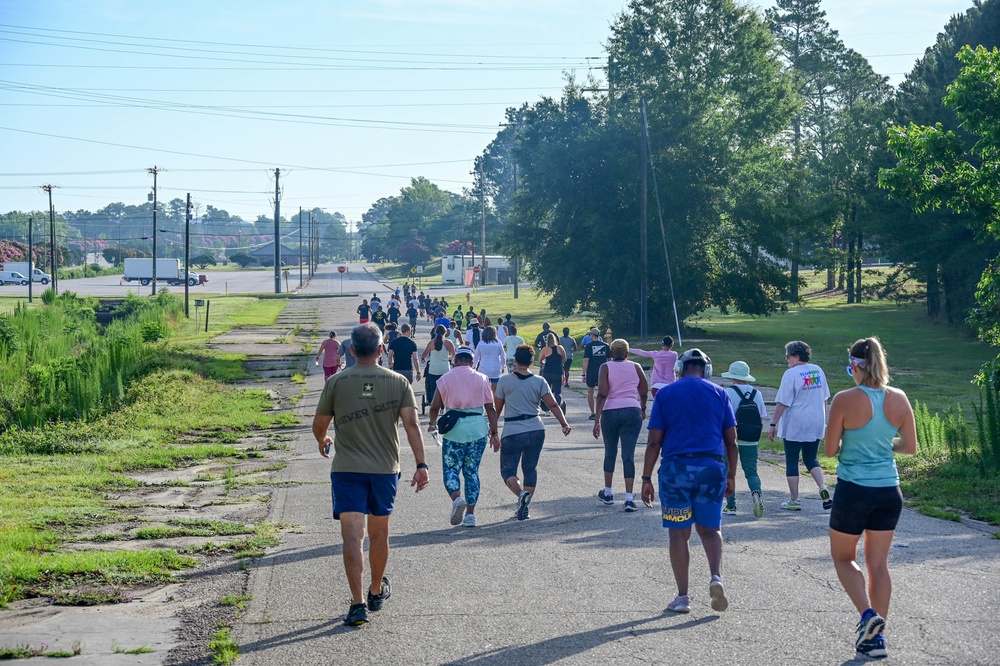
left=0, top=126, right=481, bottom=179
left=0, top=23, right=598, bottom=59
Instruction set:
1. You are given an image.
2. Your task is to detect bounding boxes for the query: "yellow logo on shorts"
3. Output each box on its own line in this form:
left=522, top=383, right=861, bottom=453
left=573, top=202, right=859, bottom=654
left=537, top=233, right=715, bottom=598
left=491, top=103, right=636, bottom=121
left=663, top=506, right=693, bottom=522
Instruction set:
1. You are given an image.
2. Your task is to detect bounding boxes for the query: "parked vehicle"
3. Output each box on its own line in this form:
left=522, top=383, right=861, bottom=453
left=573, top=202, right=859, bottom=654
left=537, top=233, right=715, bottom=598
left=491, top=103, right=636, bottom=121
left=122, top=258, right=208, bottom=287
left=0, top=271, right=29, bottom=286
left=2, top=262, right=50, bottom=284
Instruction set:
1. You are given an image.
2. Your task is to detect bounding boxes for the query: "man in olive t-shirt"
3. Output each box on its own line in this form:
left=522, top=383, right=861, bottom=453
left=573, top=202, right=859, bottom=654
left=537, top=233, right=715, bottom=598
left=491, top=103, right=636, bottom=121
left=313, top=323, right=429, bottom=627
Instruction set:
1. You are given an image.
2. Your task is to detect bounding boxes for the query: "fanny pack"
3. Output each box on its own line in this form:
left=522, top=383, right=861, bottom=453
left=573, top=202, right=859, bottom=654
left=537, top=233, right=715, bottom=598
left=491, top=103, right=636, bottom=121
left=503, top=413, right=538, bottom=422
left=437, top=409, right=481, bottom=434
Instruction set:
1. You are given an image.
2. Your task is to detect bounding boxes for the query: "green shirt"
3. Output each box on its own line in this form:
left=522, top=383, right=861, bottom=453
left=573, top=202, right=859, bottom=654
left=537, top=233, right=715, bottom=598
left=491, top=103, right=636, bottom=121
left=316, top=364, right=417, bottom=474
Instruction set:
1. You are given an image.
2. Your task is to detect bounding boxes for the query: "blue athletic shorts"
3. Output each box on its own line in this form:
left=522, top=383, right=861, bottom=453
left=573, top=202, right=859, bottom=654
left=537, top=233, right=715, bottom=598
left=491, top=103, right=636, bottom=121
left=657, top=456, right=726, bottom=529
left=330, top=472, right=399, bottom=520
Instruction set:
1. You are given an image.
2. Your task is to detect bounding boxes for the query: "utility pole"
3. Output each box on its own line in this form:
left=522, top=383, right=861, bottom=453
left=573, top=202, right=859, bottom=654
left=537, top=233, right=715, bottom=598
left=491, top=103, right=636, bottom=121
left=148, top=166, right=159, bottom=295
left=639, top=97, right=649, bottom=340
left=479, top=159, right=487, bottom=287
left=27, top=217, right=33, bottom=303
left=42, top=184, right=58, bottom=294
left=306, top=210, right=312, bottom=279
left=298, top=207, right=304, bottom=289
left=500, top=121, right=522, bottom=299
left=273, top=168, right=281, bottom=294
left=184, top=193, right=191, bottom=318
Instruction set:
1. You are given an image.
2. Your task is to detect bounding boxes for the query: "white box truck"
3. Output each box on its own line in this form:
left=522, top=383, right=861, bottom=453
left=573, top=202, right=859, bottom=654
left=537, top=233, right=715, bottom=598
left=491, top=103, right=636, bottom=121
left=2, top=262, right=50, bottom=284
left=122, top=258, right=207, bottom=287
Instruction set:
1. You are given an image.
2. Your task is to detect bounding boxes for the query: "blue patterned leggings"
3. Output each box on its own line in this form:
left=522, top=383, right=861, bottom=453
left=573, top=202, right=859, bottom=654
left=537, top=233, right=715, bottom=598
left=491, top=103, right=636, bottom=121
left=441, top=435, right=488, bottom=507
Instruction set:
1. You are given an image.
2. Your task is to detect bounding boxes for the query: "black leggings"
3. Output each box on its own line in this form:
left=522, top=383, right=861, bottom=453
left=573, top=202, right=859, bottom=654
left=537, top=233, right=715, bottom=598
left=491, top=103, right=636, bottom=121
left=425, top=372, right=442, bottom=403
left=541, top=371, right=562, bottom=410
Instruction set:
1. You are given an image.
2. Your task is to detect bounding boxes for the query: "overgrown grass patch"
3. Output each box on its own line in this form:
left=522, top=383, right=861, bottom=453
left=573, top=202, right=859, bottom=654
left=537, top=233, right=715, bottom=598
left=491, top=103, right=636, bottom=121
left=186, top=524, right=281, bottom=559
left=898, top=457, right=1000, bottom=524
left=0, top=368, right=293, bottom=605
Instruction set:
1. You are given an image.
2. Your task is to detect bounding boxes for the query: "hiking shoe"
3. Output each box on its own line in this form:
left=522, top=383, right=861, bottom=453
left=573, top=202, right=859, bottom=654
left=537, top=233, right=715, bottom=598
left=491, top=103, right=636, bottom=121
left=598, top=489, right=614, bottom=506
left=450, top=497, right=467, bottom=526
left=666, top=595, right=691, bottom=613
left=856, top=634, right=888, bottom=659
left=855, top=609, right=886, bottom=648
left=516, top=491, right=532, bottom=521
left=709, top=575, right=728, bottom=612
left=462, top=513, right=477, bottom=527
left=780, top=499, right=801, bottom=511
left=367, top=576, right=391, bottom=612
left=722, top=505, right=736, bottom=515
left=344, top=602, right=368, bottom=626
left=752, top=491, right=764, bottom=519
left=588, top=414, right=596, bottom=420
left=623, top=500, right=638, bottom=512
left=820, top=486, right=833, bottom=510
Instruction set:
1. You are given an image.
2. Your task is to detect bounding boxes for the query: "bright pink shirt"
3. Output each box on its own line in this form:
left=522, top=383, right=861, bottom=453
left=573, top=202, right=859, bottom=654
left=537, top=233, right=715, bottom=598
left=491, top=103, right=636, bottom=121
left=435, top=366, right=494, bottom=409
left=630, top=348, right=677, bottom=386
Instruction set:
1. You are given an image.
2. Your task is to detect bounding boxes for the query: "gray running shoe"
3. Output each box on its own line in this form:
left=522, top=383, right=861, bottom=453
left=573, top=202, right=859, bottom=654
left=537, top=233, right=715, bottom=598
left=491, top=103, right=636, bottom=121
left=709, top=575, right=728, bottom=612
left=666, top=595, right=690, bottom=613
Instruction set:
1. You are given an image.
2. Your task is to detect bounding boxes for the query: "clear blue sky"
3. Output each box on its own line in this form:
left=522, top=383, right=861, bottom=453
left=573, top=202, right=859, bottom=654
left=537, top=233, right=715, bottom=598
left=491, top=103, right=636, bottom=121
left=0, top=0, right=977, bottom=226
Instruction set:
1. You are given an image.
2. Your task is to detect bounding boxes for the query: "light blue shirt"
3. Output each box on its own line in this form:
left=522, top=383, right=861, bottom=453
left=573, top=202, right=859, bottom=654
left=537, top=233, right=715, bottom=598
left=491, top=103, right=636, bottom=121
left=837, top=387, right=900, bottom=487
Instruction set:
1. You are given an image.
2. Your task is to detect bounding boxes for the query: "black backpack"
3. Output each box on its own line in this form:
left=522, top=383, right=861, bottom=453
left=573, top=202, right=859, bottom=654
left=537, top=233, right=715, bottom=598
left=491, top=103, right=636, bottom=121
left=733, top=386, right=762, bottom=442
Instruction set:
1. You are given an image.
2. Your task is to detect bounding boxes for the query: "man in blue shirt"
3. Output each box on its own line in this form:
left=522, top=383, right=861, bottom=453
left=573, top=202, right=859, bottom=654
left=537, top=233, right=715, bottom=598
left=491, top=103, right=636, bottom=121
left=641, top=349, right=738, bottom=615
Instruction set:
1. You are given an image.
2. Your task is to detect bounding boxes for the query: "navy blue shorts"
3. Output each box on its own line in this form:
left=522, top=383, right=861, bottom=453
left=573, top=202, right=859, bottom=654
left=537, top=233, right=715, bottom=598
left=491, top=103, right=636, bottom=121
left=330, top=472, right=399, bottom=520
left=658, top=456, right=726, bottom=529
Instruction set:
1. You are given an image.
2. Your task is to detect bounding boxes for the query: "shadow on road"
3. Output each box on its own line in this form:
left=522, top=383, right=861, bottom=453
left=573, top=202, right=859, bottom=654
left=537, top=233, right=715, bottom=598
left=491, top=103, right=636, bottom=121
left=441, top=614, right=718, bottom=666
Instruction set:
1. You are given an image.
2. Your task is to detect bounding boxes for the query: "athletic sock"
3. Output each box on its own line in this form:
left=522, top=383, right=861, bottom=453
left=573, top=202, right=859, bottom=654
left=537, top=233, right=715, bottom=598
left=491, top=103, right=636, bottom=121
left=604, top=487, right=613, bottom=496
left=625, top=492, right=634, bottom=502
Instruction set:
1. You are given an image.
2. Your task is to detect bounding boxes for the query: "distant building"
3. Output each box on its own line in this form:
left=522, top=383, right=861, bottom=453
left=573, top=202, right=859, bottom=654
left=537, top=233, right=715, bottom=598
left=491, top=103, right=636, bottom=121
left=441, top=254, right=512, bottom=286
left=250, top=242, right=300, bottom=267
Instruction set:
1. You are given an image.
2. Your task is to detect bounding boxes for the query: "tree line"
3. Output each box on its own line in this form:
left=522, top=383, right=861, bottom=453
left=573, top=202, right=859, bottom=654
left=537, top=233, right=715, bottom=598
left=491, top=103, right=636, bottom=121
left=0, top=203, right=353, bottom=270
left=461, top=0, right=1000, bottom=336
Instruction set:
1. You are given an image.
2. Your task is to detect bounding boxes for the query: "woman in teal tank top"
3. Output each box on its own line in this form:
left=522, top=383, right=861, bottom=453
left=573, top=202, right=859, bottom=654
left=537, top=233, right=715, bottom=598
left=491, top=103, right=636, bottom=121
left=824, top=337, right=918, bottom=660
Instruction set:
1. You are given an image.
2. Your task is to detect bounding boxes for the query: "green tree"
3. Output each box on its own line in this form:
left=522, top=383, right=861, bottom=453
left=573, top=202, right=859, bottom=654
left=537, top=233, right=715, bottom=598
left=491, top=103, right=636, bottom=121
left=191, top=253, right=218, bottom=269
left=879, top=0, right=1000, bottom=323
left=880, top=46, right=1000, bottom=347
left=498, top=0, right=796, bottom=333
left=228, top=252, right=258, bottom=268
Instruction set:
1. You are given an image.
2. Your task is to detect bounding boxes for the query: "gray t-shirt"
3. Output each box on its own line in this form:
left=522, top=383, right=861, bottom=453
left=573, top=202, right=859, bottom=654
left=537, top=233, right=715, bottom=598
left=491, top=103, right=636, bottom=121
left=495, top=372, right=551, bottom=437
left=338, top=340, right=357, bottom=368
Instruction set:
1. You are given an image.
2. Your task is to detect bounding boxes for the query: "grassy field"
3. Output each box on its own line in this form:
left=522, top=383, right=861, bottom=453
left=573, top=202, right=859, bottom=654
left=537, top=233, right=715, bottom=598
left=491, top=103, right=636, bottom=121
left=461, top=279, right=1000, bottom=524
left=377, top=259, right=442, bottom=282
left=0, top=294, right=298, bottom=606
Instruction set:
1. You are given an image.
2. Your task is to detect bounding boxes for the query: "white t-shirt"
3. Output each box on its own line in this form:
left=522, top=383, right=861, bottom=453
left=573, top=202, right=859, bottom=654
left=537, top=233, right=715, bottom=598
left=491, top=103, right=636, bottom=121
left=725, top=385, right=768, bottom=445
left=774, top=363, right=830, bottom=442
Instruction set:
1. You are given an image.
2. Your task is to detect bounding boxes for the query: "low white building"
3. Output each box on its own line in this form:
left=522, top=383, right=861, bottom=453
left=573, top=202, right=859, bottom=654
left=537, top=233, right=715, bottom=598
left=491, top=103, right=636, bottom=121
left=441, top=254, right=512, bottom=285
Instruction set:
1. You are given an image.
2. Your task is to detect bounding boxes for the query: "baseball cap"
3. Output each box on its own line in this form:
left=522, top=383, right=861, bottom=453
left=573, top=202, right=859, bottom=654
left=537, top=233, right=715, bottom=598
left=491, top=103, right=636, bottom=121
left=589, top=327, right=601, bottom=337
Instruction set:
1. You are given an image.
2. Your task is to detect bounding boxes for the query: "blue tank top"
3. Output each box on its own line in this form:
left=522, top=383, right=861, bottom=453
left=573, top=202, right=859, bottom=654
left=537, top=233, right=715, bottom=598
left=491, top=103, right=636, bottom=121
left=837, top=386, right=900, bottom=487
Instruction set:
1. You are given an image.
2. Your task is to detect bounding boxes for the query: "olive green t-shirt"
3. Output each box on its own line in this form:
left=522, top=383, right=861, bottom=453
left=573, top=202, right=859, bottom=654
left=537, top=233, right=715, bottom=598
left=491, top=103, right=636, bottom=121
left=316, top=364, right=417, bottom=474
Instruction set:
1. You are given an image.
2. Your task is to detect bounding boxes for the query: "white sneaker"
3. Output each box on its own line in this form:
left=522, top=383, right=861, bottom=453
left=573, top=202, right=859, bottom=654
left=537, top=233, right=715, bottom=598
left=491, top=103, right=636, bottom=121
left=780, top=498, right=801, bottom=511
left=450, top=497, right=467, bottom=526
left=709, top=574, right=728, bottom=612
left=666, top=595, right=690, bottom=613
left=752, top=491, right=764, bottom=519
left=462, top=513, right=477, bottom=527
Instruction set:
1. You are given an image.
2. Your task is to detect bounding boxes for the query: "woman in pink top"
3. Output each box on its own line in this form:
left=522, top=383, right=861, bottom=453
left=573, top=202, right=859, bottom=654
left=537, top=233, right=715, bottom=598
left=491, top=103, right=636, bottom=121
left=630, top=336, right=678, bottom=397
left=593, top=339, right=648, bottom=512
left=315, top=331, right=341, bottom=380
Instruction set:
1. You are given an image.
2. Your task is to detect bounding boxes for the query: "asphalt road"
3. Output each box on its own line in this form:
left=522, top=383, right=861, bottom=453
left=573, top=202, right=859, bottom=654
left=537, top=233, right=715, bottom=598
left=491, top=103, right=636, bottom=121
left=0, top=263, right=514, bottom=299
left=234, top=267, right=1000, bottom=666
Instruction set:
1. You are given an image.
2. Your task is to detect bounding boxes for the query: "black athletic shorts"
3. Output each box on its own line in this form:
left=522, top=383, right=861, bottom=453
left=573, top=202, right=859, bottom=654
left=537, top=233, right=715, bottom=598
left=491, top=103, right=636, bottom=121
left=829, top=479, right=903, bottom=535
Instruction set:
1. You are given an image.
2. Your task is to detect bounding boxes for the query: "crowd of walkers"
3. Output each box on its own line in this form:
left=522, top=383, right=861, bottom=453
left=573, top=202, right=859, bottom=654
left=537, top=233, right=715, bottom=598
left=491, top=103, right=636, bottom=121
left=313, top=291, right=917, bottom=660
